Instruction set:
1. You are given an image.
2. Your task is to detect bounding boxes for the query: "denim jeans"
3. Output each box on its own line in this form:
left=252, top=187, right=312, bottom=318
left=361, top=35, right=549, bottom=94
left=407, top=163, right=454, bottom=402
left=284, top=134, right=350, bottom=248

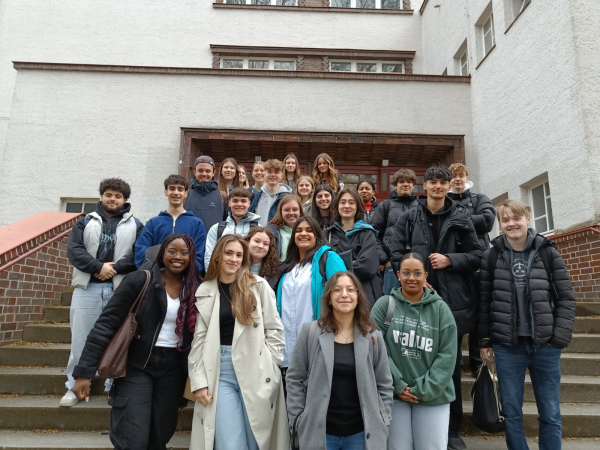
left=65, top=283, right=114, bottom=391
left=326, top=431, right=365, bottom=450
left=388, top=401, right=449, bottom=450
left=215, top=345, right=258, bottom=450
left=493, top=339, right=562, bottom=450
left=383, top=266, right=400, bottom=295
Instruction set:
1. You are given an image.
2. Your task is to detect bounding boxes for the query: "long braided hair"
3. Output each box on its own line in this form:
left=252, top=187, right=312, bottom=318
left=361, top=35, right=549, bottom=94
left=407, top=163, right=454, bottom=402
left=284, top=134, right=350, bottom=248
left=154, top=233, right=202, bottom=350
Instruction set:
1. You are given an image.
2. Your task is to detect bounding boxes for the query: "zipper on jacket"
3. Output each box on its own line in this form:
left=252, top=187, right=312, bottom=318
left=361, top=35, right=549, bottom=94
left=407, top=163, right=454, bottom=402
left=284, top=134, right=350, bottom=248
left=143, top=286, right=168, bottom=369
left=172, top=216, right=177, bottom=234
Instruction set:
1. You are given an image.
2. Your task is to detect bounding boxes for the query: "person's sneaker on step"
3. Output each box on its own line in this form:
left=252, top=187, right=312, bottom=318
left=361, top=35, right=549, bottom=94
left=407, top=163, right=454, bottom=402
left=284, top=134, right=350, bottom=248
left=59, top=390, right=79, bottom=407
left=448, top=431, right=466, bottom=449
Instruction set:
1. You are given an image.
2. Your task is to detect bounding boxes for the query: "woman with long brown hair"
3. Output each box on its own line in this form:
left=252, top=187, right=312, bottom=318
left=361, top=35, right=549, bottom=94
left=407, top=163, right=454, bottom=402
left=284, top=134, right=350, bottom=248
left=297, top=175, right=315, bottom=217
left=312, top=153, right=344, bottom=194
left=283, top=153, right=302, bottom=193
left=188, top=234, right=289, bottom=450
left=244, top=226, right=280, bottom=281
left=217, top=158, right=241, bottom=196
left=286, top=271, right=393, bottom=450
left=267, top=194, right=304, bottom=260
left=238, top=164, right=250, bottom=189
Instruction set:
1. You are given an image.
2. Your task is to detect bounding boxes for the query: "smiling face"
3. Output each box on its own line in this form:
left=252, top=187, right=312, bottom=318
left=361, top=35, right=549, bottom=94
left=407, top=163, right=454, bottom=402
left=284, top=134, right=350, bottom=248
left=266, top=168, right=282, bottom=187
left=100, top=189, right=126, bottom=215
left=451, top=171, right=468, bottom=194
left=395, top=178, right=415, bottom=196
left=195, top=163, right=214, bottom=182
left=316, top=190, right=332, bottom=210
left=297, top=179, right=313, bottom=198
left=228, top=196, right=250, bottom=220
left=329, top=275, right=358, bottom=314
left=164, top=184, right=188, bottom=207
left=499, top=210, right=530, bottom=241
left=252, top=164, right=265, bottom=184
left=358, top=183, right=375, bottom=204
left=220, top=241, right=244, bottom=279
left=424, top=178, right=450, bottom=200
left=317, top=158, right=329, bottom=174
left=221, top=162, right=237, bottom=182
left=398, top=257, right=427, bottom=298
left=238, top=167, right=247, bottom=183
left=338, top=193, right=357, bottom=221
left=163, top=238, right=191, bottom=275
left=282, top=200, right=301, bottom=227
left=294, top=220, right=317, bottom=253
left=285, top=157, right=297, bottom=175
left=247, top=231, right=270, bottom=264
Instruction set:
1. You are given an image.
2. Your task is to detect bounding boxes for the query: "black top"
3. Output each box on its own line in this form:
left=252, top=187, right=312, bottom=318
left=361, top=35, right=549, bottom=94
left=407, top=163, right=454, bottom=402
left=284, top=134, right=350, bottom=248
left=219, top=282, right=235, bottom=346
left=326, top=342, right=364, bottom=437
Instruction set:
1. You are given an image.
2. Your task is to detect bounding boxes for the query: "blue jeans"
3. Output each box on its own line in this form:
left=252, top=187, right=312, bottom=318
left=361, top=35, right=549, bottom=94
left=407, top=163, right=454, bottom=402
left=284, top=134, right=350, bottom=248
left=326, top=431, right=365, bottom=450
left=215, top=345, right=258, bottom=450
left=493, top=339, right=562, bottom=450
left=66, top=283, right=114, bottom=392
left=388, top=401, right=449, bottom=450
left=383, top=266, right=400, bottom=295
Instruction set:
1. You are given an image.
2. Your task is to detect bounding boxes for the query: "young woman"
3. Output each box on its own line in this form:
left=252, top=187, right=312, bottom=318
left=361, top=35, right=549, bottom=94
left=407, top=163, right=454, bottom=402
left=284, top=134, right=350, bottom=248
left=244, top=226, right=280, bottom=281
left=267, top=194, right=303, bottom=260
left=357, top=180, right=378, bottom=224
left=286, top=272, right=394, bottom=450
left=297, top=175, right=315, bottom=217
left=283, top=153, right=302, bottom=193
left=312, top=153, right=344, bottom=194
left=188, top=234, right=289, bottom=450
left=311, top=184, right=335, bottom=229
left=251, top=161, right=266, bottom=194
left=71, top=234, right=202, bottom=450
left=370, top=253, right=457, bottom=450
left=238, top=164, right=250, bottom=188
left=272, top=216, right=347, bottom=372
left=217, top=158, right=241, bottom=196
left=326, top=188, right=382, bottom=308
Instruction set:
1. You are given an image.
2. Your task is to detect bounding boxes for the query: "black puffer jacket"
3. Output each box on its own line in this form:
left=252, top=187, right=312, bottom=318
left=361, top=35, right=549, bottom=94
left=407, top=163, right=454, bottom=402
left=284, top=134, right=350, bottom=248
left=370, top=192, right=419, bottom=265
left=478, top=233, right=576, bottom=349
left=389, top=198, right=482, bottom=335
left=448, top=185, right=496, bottom=250
left=362, top=197, right=379, bottom=224
left=72, top=265, right=191, bottom=380
left=325, top=221, right=383, bottom=308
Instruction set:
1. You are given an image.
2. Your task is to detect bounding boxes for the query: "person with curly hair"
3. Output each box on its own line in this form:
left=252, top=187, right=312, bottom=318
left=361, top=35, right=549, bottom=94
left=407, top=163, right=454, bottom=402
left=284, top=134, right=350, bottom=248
left=244, top=226, right=280, bottom=281
left=267, top=194, right=304, bottom=260
left=312, top=153, right=344, bottom=194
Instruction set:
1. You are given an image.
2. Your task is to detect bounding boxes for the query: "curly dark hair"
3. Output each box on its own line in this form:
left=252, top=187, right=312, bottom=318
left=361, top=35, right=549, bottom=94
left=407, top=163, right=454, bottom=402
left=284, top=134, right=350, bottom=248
left=424, top=165, right=452, bottom=183
left=244, top=227, right=280, bottom=278
left=99, top=178, right=131, bottom=200
left=331, top=188, right=365, bottom=224
left=391, top=168, right=418, bottom=187
left=318, top=271, right=375, bottom=336
left=164, top=174, right=189, bottom=190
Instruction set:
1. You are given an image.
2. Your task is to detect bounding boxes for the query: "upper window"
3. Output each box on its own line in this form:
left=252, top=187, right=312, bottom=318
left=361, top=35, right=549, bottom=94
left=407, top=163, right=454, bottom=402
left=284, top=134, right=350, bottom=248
left=221, top=58, right=296, bottom=70
left=330, top=61, right=404, bottom=73
left=63, top=199, right=97, bottom=214
left=225, top=0, right=297, bottom=4
left=483, top=14, right=496, bottom=57
left=510, top=0, right=530, bottom=20
left=460, top=50, right=469, bottom=76
left=530, top=182, right=554, bottom=234
left=330, top=0, right=402, bottom=9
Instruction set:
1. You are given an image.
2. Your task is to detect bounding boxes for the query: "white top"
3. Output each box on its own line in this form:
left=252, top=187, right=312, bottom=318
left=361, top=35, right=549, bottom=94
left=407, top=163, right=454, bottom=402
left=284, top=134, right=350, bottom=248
left=155, top=293, right=180, bottom=348
left=281, top=263, right=313, bottom=367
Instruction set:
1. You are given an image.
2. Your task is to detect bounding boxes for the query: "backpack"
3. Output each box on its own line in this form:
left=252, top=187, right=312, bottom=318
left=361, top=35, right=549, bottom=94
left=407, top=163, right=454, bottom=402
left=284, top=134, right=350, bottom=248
left=216, top=219, right=259, bottom=240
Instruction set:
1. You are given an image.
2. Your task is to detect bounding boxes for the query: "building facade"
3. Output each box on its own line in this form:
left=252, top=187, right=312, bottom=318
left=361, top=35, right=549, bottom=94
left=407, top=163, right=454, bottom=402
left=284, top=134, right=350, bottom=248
left=0, top=0, right=598, bottom=235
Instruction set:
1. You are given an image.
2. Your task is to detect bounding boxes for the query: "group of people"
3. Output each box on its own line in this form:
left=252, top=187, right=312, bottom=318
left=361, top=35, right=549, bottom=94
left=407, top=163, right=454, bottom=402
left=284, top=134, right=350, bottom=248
left=62, top=154, right=575, bottom=450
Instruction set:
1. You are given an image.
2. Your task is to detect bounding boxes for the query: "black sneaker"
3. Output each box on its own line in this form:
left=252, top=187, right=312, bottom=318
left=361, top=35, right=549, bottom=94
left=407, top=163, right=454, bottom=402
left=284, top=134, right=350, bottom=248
left=448, top=432, right=466, bottom=449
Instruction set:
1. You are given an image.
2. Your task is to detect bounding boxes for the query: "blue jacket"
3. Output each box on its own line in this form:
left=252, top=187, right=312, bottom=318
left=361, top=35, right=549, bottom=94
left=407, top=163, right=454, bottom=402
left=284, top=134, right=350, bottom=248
left=276, top=245, right=347, bottom=320
left=134, top=211, right=207, bottom=272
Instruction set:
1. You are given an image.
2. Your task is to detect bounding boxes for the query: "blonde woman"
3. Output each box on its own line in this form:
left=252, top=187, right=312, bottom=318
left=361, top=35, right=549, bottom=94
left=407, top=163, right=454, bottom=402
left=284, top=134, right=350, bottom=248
left=283, top=153, right=302, bottom=193
left=188, top=234, right=289, bottom=450
left=297, top=175, right=315, bottom=217
left=238, top=164, right=250, bottom=188
left=312, top=153, right=344, bottom=194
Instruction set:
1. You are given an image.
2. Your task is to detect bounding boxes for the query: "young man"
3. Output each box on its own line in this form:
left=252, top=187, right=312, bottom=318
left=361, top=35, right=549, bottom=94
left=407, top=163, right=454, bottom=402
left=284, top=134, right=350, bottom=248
left=249, top=159, right=292, bottom=226
left=448, top=163, right=497, bottom=374
left=251, top=160, right=266, bottom=194
left=184, top=155, right=227, bottom=233
left=204, top=187, right=261, bottom=268
left=479, top=200, right=575, bottom=450
left=390, top=165, right=481, bottom=450
left=371, top=168, right=420, bottom=295
left=135, top=175, right=206, bottom=272
left=62, top=178, right=143, bottom=407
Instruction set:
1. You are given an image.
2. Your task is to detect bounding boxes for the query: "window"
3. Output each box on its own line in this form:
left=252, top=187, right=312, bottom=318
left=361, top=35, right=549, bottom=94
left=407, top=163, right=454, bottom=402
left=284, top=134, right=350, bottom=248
left=330, top=0, right=402, bottom=8
left=330, top=61, right=404, bottom=73
left=63, top=199, right=97, bottom=214
left=530, top=182, right=554, bottom=234
left=483, top=14, right=495, bottom=56
left=226, top=0, right=298, bottom=4
left=460, top=50, right=469, bottom=76
left=221, top=58, right=296, bottom=70
left=511, top=0, right=530, bottom=20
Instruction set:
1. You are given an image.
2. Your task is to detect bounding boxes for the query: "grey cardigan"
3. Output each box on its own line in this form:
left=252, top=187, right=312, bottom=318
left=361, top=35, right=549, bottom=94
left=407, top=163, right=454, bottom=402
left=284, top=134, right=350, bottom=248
left=286, top=322, right=394, bottom=450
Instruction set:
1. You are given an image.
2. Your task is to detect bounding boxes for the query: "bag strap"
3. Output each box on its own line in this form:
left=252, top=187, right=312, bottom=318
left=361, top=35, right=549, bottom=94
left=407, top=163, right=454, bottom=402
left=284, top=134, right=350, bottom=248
left=484, top=360, right=504, bottom=422
left=216, top=221, right=227, bottom=240
left=383, top=295, right=395, bottom=336
left=130, top=270, right=151, bottom=315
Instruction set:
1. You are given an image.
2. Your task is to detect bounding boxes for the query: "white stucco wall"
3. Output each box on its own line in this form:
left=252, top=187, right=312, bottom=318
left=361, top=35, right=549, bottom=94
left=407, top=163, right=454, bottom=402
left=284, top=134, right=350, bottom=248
left=0, top=69, right=471, bottom=225
left=421, top=0, right=594, bottom=232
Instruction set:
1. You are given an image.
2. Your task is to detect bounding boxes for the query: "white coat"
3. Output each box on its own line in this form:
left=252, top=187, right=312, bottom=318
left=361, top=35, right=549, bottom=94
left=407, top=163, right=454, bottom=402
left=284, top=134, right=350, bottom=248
left=188, top=276, right=290, bottom=450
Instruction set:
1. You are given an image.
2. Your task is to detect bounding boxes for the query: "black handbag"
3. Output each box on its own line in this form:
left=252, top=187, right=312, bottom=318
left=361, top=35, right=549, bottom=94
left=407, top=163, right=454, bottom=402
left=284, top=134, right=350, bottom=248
left=470, top=361, right=505, bottom=433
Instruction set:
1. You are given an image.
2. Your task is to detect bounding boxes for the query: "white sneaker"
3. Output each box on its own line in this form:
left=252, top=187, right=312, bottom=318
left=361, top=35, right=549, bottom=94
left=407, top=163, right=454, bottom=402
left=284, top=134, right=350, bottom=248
left=59, top=390, right=79, bottom=407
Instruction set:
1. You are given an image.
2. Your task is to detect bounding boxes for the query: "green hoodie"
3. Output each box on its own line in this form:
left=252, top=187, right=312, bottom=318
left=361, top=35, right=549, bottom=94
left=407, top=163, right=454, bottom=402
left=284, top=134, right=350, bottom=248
left=370, top=287, right=457, bottom=406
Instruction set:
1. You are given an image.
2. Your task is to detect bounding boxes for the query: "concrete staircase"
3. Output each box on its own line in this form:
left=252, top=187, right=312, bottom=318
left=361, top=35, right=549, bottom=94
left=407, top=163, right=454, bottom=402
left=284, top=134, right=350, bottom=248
left=1, top=292, right=600, bottom=448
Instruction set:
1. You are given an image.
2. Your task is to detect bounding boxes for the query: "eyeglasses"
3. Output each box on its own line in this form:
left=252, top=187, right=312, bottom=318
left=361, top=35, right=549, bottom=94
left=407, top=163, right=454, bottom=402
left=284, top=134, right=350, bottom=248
left=399, top=271, right=425, bottom=278
left=332, top=286, right=357, bottom=295
left=166, top=249, right=191, bottom=258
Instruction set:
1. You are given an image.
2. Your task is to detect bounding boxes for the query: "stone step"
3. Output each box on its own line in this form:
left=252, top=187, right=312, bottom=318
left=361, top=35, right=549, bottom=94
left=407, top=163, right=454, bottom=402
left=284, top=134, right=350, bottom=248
left=0, top=343, right=70, bottom=367
left=575, top=317, right=600, bottom=334
left=22, top=324, right=70, bottom=343
left=461, top=374, right=600, bottom=403
left=0, top=368, right=107, bottom=396
left=577, top=302, right=600, bottom=316
left=564, top=334, right=600, bottom=353
left=61, top=291, right=73, bottom=307
left=43, top=306, right=70, bottom=324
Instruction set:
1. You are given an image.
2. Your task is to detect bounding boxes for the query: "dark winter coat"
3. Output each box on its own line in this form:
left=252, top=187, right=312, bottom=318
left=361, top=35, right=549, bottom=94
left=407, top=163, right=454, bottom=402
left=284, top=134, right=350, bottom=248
left=389, top=198, right=482, bottom=335
left=184, top=178, right=227, bottom=233
left=447, top=185, right=496, bottom=250
left=324, top=221, right=383, bottom=308
left=478, top=233, right=576, bottom=349
left=362, top=197, right=379, bottom=224
left=72, top=265, right=191, bottom=380
left=370, top=192, right=419, bottom=265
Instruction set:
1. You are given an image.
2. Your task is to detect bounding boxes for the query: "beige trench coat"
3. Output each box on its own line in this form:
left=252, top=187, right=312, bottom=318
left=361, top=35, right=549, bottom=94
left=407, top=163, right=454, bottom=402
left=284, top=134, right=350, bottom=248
left=188, top=276, right=290, bottom=450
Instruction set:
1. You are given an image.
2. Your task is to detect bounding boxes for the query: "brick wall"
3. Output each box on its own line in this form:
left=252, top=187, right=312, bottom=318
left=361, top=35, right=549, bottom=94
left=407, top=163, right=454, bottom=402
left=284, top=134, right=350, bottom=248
left=297, top=55, right=328, bottom=71
left=0, top=237, right=72, bottom=343
left=298, top=0, right=329, bottom=6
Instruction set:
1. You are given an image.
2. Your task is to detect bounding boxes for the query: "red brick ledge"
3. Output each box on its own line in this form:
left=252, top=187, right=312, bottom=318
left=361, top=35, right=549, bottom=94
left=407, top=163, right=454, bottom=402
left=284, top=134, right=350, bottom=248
left=213, top=3, right=413, bottom=13
left=13, top=62, right=470, bottom=83
left=549, top=224, right=600, bottom=242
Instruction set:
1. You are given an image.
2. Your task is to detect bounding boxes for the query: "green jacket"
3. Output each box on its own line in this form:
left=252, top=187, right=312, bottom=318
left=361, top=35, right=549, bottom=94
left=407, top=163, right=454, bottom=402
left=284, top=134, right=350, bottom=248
left=370, top=287, right=457, bottom=406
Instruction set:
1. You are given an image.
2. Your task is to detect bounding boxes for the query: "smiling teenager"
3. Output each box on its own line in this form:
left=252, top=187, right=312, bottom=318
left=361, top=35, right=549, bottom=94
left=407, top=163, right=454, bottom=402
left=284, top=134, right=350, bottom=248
left=357, top=180, right=378, bottom=224
left=311, top=184, right=335, bottom=229
left=283, top=153, right=302, bottom=194
left=249, top=159, right=293, bottom=226
left=217, top=158, right=241, bottom=198
left=312, top=153, right=344, bottom=194
left=297, top=175, right=315, bottom=217
left=286, top=272, right=394, bottom=450
left=238, top=164, right=250, bottom=188
left=72, top=234, right=202, bottom=449
left=251, top=161, right=266, bottom=194
left=244, top=226, right=280, bottom=282
left=267, top=194, right=304, bottom=260
left=188, top=234, right=289, bottom=450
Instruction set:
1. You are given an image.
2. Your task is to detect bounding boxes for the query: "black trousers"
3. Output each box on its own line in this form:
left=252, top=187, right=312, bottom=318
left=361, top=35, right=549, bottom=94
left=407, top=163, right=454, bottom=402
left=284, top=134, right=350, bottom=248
left=449, top=335, right=464, bottom=434
left=108, top=347, right=185, bottom=450
left=468, top=270, right=483, bottom=372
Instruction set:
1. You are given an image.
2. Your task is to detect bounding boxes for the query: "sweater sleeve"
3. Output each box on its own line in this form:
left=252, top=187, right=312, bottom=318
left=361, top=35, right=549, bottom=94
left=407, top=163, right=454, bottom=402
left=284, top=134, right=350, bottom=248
left=134, top=220, right=155, bottom=269
left=67, top=218, right=103, bottom=274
